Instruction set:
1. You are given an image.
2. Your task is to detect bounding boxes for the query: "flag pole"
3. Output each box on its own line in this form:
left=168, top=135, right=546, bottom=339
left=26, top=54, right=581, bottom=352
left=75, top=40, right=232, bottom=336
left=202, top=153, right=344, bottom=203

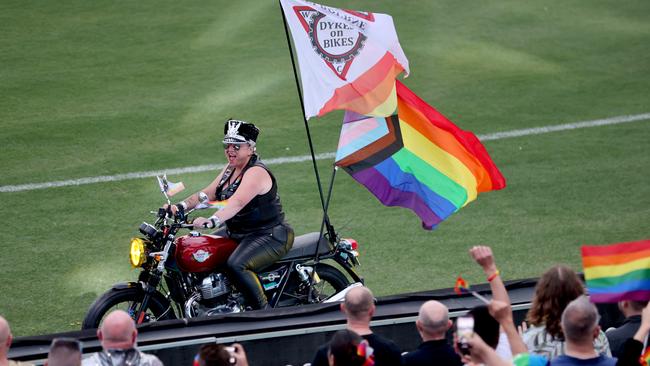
left=316, top=165, right=339, bottom=253
left=279, top=1, right=335, bottom=238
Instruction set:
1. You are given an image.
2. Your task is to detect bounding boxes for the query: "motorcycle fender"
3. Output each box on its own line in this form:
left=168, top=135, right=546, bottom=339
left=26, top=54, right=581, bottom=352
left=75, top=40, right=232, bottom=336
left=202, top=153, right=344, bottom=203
left=111, top=281, right=145, bottom=291
left=323, top=282, right=364, bottom=303
left=333, top=257, right=364, bottom=284
left=109, top=282, right=169, bottom=303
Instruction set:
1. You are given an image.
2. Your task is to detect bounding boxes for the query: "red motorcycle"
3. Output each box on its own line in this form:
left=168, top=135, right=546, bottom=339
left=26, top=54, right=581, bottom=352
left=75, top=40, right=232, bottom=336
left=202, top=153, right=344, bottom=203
left=82, top=180, right=363, bottom=329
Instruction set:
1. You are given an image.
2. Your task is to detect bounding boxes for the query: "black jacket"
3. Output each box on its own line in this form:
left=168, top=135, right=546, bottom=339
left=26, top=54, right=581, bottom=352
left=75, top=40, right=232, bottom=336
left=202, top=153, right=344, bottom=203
left=401, top=339, right=462, bottom=366
left=606, top=315, right=642, bottom=359
left=311, top=333, right=402, bottom=366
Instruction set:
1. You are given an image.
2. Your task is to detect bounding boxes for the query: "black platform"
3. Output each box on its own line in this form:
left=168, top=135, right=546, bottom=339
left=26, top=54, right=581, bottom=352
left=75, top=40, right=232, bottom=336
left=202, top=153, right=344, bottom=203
left=9, top=277, right=624, bottom=366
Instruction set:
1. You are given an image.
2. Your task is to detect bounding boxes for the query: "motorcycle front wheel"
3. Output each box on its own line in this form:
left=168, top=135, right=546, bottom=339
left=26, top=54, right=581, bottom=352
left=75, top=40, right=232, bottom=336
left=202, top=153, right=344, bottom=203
left=82, top=286, right=176, bottom=329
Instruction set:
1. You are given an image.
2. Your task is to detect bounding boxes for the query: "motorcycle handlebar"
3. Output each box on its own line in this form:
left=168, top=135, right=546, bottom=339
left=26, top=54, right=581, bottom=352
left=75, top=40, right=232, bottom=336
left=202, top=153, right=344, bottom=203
left=157, top=206, right=188, bottom=220
left=154, top=206, right=194, bottom=229
left=157, top=207, right=168, bottom=218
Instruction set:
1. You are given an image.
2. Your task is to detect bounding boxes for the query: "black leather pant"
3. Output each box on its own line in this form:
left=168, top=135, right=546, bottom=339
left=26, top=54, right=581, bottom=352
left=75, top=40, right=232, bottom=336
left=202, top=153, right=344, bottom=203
left=226, top=223, right=294, bottom=309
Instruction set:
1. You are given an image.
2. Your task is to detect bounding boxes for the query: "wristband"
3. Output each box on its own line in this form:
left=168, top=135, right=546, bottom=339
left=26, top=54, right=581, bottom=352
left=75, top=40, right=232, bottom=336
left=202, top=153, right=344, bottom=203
left=205, top=215, right=222, bottom=229
left=487, top=269, right=500, bottom=282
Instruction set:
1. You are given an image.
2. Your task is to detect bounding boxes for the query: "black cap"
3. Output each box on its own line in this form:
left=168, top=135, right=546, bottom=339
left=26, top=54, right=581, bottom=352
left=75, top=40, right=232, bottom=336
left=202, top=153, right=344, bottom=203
left=223, top=119, right=259, bottom=144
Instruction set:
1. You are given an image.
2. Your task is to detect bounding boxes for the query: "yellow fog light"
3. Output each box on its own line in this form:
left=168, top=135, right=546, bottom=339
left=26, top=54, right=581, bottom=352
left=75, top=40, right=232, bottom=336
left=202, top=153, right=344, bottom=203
left=129, top=238, right=147, bottom=268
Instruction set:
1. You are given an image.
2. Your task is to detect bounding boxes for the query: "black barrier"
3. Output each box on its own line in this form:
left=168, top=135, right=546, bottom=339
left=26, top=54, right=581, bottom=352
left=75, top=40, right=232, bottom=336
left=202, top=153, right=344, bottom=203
left=9, top=277, right=627, bottom=366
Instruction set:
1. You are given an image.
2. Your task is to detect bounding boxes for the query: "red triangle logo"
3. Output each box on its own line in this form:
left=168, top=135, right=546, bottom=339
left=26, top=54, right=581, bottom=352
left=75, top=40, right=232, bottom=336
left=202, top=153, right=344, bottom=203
left=292, top=6, right=374, bottom=81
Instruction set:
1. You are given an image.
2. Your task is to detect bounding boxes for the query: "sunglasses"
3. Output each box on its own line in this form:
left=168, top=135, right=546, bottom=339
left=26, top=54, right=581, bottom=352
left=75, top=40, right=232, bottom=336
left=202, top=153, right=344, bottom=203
left=223, top=143, right=245, bottom=151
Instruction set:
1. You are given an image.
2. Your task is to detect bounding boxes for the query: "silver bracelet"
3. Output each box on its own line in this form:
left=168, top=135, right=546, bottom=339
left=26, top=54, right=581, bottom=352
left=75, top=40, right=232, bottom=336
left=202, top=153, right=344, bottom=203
left=209, top=215, right=222, bottom=229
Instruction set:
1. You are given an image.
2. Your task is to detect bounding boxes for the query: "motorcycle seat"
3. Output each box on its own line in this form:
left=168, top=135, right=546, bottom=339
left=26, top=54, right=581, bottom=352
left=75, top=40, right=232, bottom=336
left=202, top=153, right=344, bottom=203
left=281, top=232, right=333, bottom=261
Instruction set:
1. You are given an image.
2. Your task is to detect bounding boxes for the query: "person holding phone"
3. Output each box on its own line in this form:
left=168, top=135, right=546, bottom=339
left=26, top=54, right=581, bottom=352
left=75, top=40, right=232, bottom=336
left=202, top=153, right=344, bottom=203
left=456, top=330, right=512, bottom=366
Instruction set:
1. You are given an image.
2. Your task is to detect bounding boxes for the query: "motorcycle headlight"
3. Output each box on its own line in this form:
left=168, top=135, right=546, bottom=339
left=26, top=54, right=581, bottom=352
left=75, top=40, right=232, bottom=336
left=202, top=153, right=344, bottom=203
left=129, top=237, right=147, bottom=268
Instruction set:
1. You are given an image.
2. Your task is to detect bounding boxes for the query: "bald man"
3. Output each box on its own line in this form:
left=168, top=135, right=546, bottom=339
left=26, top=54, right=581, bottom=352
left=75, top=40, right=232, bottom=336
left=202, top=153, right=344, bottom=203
left=0, top=316, right=33, bottom=366
left=311, top=286, right=401, bottom=366
left=82, top=310, right=162, bottom=366
left=402, top=301, right=462, bottom=366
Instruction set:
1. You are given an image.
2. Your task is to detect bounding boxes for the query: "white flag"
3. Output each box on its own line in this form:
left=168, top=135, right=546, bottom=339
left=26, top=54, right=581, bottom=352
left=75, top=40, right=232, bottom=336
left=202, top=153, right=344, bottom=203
left=156, top=175, right=185, bottom=197
left=280, top=0, right=409, bottom=119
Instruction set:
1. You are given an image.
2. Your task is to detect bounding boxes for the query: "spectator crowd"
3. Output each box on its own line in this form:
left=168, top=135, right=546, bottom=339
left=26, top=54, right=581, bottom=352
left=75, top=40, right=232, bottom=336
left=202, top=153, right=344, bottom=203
left=2, top=245, right=650, bottom=366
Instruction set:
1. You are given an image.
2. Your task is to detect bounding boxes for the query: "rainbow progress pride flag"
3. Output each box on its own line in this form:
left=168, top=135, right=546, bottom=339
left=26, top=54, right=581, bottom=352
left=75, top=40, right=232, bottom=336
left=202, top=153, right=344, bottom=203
left=335, top=81, right=506, bottom=230
left=582, top=239, right=650, bottom=303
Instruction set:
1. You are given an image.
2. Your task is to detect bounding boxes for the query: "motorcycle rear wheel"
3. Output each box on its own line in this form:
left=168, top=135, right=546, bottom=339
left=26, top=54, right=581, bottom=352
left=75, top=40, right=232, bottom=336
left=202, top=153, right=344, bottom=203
left=82, top=286, right=175, bottom=329
left=311, top=263, right=350, bottom=302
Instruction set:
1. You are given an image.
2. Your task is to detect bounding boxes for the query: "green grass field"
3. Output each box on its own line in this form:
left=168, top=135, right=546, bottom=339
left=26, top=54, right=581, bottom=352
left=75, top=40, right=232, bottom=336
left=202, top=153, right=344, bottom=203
left=1, top=0, right=649, bottom=336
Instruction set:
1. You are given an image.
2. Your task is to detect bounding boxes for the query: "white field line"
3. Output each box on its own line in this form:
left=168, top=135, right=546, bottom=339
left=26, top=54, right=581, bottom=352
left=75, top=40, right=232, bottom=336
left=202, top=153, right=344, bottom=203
left=0, top=152, right=336, bottom=193
left=1, top=113, right=649, bottom=193
left=478, top=113, right=650, bottom=141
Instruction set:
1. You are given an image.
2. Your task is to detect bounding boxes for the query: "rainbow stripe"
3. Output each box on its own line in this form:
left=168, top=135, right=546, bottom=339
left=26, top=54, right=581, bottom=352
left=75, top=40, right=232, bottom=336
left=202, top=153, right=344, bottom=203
left=335, top=81, right=506, bottom=230
left=206, top=200, right=227, bottom=210
left=319, top=52, right=404, bottom=118
left=195, top=200, right=228, bottom=211
left=582, top=239, right=650, bottom=303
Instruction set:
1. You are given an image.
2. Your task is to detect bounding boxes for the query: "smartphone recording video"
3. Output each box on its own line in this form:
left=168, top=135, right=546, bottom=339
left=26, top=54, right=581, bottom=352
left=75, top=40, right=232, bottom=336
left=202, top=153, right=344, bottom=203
left=456, top=315, right=474, bottom=355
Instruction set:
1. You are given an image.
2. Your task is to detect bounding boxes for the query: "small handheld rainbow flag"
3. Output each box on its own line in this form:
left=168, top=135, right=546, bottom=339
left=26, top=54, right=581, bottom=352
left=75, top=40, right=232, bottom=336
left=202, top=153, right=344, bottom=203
left=582, top=239, right=650, bottom=303
left=356, top=340, right=375, bottom=366
left=454, top=276, right=469, bottom=295
left=640, top=347, right=650, bottom=366
left=195, top=200, right=228, bottom=211
left=454, top=276, right=489, bottom=304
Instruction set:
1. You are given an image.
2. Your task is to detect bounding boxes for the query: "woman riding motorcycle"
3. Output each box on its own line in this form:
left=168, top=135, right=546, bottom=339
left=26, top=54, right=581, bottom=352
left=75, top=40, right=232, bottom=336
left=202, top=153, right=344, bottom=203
left=167, top=119, right=294, bottom=309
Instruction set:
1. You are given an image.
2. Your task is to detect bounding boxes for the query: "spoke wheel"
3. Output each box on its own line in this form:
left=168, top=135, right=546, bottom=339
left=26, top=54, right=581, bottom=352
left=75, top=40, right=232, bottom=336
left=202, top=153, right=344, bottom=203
left=311, top=263, right=350, bottom=302
left=82, top=286, right=175, bottom=329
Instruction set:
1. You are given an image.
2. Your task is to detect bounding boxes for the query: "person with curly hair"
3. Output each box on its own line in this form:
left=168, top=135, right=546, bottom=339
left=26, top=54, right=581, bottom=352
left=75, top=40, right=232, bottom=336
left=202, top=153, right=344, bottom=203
left=521, top=265, right=611, bottom=358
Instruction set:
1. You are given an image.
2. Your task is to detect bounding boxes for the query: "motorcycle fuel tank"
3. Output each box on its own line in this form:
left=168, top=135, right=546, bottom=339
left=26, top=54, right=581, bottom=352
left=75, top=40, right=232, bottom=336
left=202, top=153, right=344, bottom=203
left=175, top=233, right=238, bottom=273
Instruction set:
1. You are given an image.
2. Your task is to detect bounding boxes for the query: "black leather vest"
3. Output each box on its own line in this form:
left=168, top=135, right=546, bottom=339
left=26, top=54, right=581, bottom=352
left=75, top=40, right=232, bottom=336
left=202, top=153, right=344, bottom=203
left=215, top=156, right=285, bottom=234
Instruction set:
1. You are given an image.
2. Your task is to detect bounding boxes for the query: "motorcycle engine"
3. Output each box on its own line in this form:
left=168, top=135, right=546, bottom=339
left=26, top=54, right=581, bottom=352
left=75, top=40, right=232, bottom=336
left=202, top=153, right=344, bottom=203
left=200, top=273, right=230, bottom=300
left=185, top=273, right=243, bottom=317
